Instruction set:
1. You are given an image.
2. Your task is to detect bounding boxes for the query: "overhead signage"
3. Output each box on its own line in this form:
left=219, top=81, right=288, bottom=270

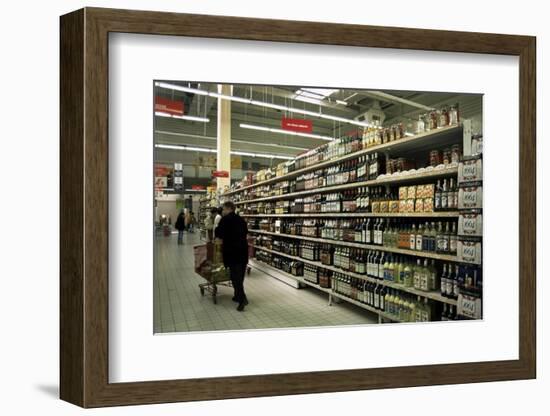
left=173, top=162, right=184, bottom=193
left=212, top=170, right=229, bottom=178
left=154, top=96, right=184, bottom=115
left=281, top=117, right=313, bottom=133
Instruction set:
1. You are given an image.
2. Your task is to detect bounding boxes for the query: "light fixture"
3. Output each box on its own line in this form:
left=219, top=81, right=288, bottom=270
left=154, top=130, right=309, bottom=151
left=154, top=111, right=210, bottom=123
left=240, top=123, right=333, bottom=141
left=336, top=99, right=348, bottom=106
left=155, top=82, right=209, bottom=95
left=155, top=82, right=373, bottom=127
left=154, top=143, right=294, bottom=160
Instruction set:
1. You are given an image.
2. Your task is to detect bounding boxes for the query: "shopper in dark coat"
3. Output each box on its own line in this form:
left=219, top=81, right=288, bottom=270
left=174, top=211, right=186, bottom=245
left=215, top=201, right=249, bottom=311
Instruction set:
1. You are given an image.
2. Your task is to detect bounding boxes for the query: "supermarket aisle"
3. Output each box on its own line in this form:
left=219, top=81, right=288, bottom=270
left=154, top=232, right=378, bottom=333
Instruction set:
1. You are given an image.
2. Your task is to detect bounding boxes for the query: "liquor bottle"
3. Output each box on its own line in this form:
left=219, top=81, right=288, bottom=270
left=452, top=265, right=460, bottom=299
left=449, top=222, right=458, bottom=255
left=379, top=285, right=386, bottom=311
left=413, top=259, right=423, bottom=289
left=434, top=180, right=442, bottom=211
left=409, top=224, right=417, bottom=250
left=448, top=305, right=457, bottom=320
left=377, top=252, right=386, bottom=280
left=383, top=255, right=391, bottom=281
left=428, top=260, right=438, bottom=291
left=436, top=222, right=449, bottom=254
left=449, top=178, right=457, bottom=209
left=366, top=250, right=374, bottom=277
left=421, top=222, right=430, bottom=251
left=440, top=264, right=448, bottom=297
left=429, top=222, right=437, bottom=252
left=373, top=283, right=380, bottom=309
left=417, top=114, right=425, bottom=134
left=441, top=179, right=449, bottom=210
left=441, top=304, right=449, bottom=321
left=415, top=223, right=423, bottom=251
left=394, top=256, right=403, bottom=284
left=403, top=260, right=413, bottom=287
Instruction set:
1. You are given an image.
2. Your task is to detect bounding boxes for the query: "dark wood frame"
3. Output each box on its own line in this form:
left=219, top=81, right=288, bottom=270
left=60, top=7, right=536, bottom=408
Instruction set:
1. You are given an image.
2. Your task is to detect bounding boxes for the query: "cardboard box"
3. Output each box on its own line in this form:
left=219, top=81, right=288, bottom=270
left=458, top=212, right=483, bottom=237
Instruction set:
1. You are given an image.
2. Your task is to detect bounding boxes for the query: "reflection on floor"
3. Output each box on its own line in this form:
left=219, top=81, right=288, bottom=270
left=154, top=232, right=378, bottom=333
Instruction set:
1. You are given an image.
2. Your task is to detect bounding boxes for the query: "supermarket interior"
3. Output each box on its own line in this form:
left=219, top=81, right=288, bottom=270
left=153, top=82, right=483, bottom=334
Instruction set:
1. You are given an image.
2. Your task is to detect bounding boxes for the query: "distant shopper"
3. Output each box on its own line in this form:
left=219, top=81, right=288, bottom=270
left=213, top=207, right=222, bottom=231
left=215, top=201, right=249, bottom=311
left=174, top=210, right=186, bottom=245
left=184, top=210, right=191, bottom=231
left=204, top=210, right=215, bottom=242
left=189, top=212, right=197, bottom=233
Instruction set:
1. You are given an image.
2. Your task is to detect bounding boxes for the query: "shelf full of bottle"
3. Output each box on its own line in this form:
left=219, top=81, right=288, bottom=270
left=238, top=176, right=463, bottom=216
left=251, top=231, right=481, bottom=305
left=230, top=142, right=463, bottom=204
left=247, top=214, right=469, bottom=261
left=225, top=105, right=464, bottom=196
left=253, top=248, right=475, bottom=322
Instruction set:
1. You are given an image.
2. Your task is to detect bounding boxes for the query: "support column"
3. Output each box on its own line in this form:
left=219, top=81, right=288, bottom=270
left=216, top=84, right=232, bottom=191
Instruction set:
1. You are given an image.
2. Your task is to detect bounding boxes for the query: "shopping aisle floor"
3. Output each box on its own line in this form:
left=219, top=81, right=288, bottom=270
left=154, top=232, right=378, bottom=333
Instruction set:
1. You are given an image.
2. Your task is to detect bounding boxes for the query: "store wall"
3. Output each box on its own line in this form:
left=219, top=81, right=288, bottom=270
left=0, top=1, right=546, bottom=416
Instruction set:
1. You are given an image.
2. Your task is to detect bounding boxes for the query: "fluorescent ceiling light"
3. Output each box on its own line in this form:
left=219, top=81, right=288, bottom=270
left=154, top=111, right=209, bottom=122
left=336, top=99, right=348, bottom=106
left=154, top=130, right=309, bottom=151
left=154, top=143, right=294, bottom=160
left=240, top=123, right=333, bottom=141
left=155, top=82, right=209, bottom=95
left=155, top=82, right=372, bottom=127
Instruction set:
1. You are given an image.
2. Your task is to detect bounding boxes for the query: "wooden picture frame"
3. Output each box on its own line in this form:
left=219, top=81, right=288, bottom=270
left=60, top=7, right=536, bottom=408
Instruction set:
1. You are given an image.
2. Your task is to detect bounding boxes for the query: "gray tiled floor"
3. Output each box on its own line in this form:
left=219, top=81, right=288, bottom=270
left=154, top=232, right=378, bottom=333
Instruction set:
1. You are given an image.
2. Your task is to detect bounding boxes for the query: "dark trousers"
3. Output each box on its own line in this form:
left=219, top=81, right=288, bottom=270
left=228, top=263, right=247, bottom=303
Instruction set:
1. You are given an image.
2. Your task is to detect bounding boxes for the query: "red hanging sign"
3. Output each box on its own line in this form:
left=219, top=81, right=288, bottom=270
left=191, top=185, right=206, bottom=190
left=212, top=170, right=229, bottom=178
left=281, top=118, right=313, bottom=133
left=154, top=96, right=184, bottom=115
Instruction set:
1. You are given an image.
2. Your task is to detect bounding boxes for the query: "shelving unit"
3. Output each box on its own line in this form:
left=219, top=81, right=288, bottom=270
left=225, top=125, right=462, bottom=196
left=234, top=166, right=458, bottom=205
left=249, top=258, right=396, bottom=323
left=241, top=212, right=460, bottom=218
left=248, top=229, right=459, bottom=262
left=225, top=122, right=481, bottom=322
left=251, top=245, right=457, bottom=306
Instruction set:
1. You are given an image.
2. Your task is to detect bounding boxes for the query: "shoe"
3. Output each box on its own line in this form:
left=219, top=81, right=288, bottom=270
left=233, top=297, right=248, bottom=305
left=237, top=303, right=245, bottom=312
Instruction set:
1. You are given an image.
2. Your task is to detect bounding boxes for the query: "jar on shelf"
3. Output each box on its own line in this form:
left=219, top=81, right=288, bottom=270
left=451, top=144, right=462, bottom=164
left=429, top=150, right=442, bottom=167
left=442, top=148, right=452, bottom=165
left=429, top=110, right=438, bottom=130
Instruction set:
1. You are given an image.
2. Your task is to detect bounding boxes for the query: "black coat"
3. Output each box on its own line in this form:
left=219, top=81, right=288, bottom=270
left=175, top=214, right=185, bottom=231
left=214, top=212, right=248, bottom=265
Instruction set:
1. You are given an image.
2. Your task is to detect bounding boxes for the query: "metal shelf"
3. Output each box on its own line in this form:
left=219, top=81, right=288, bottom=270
left=225, top=125, right=462, bottom=196
left=241, top=212, right=459, bottom=218
left=251, top=258, right=394, bottom=322
left=234, top=166, right=458, bottom=205
left=252, top=245, right=457, bottom=306
left=249, top=229, right=460, bottom=262
left=249, top=259, right=332, bottom=294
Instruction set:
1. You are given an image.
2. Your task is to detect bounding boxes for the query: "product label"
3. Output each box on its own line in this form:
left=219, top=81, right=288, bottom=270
left=463, top=189, right=477, bottom=205
left=462, top=162, right=477, bottom=179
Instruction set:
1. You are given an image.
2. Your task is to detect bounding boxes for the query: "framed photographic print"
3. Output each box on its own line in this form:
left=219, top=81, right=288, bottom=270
left=60, top=7, right=536, bottom=408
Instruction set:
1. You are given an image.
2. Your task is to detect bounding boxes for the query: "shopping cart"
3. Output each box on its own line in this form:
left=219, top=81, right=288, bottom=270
left=194, top=242, right=231, bottom=304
